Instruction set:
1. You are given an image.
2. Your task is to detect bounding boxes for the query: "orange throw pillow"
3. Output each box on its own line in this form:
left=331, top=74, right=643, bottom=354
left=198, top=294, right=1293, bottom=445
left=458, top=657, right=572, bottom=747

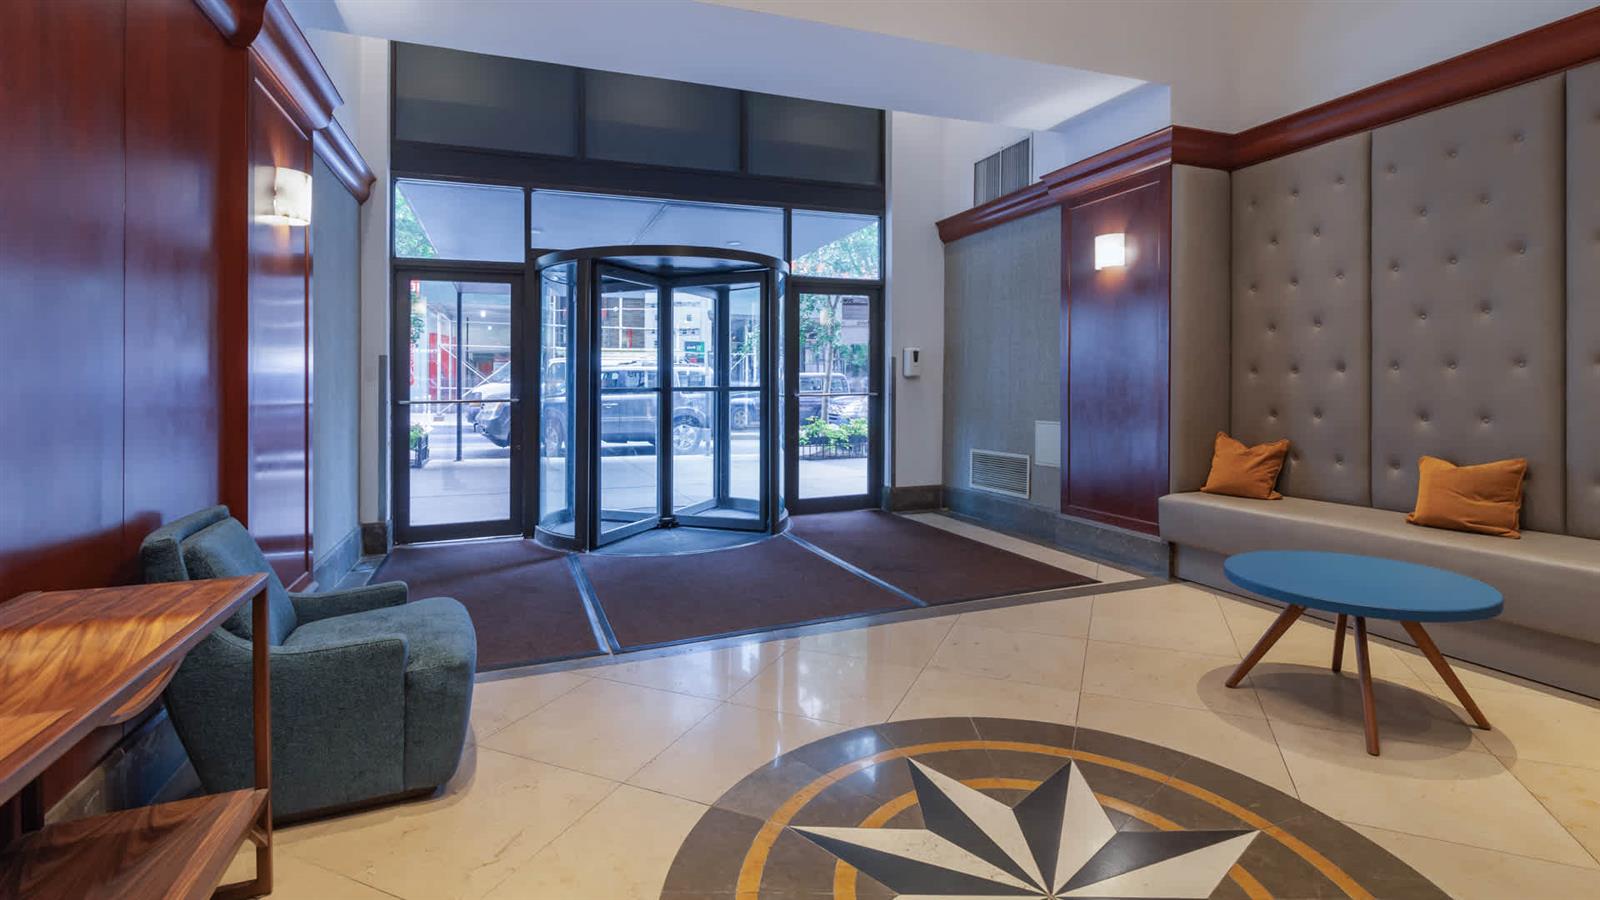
left=1406, top=455, right=1527, bottom=538
left=1201, top=432, right=1290, bottom=500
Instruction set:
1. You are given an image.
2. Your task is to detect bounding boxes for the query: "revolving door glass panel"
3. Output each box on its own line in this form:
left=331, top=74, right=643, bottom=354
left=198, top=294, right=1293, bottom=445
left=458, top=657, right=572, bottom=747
left=533, top=246, right=785, bottom=551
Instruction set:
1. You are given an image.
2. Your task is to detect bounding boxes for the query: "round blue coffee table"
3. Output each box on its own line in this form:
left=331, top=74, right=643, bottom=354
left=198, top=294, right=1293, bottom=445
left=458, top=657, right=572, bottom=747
left=1223, top=550, right=1503, bottom=755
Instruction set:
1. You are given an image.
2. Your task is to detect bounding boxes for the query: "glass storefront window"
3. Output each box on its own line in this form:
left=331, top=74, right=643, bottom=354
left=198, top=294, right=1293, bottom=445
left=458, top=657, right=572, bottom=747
left=530, top=189, right=782, bottom=258
left=791, top=210, right=880, bottom=279
left=394, top=179, right=524, bottom=262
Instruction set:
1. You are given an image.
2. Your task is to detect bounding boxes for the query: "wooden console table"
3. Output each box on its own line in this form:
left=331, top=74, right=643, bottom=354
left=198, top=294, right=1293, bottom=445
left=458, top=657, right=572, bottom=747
left=0, top=575, right=273, bottom=899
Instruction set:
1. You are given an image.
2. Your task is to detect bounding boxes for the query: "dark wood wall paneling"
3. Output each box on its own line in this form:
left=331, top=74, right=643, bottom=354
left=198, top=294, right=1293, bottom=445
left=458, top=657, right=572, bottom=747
left=1062, top=170, right=1171, bottom=532
left=240, top=63, right=313, bottom=587
left=1, top=0, right=371, bottom=816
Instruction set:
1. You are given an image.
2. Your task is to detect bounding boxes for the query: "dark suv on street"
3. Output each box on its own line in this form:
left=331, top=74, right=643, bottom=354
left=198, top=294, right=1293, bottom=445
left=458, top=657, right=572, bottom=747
left=475, top=362, right=712, bottom=455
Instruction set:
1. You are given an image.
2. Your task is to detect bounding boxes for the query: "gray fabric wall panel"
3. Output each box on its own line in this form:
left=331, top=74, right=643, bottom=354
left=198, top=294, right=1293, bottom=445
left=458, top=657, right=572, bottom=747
left=1170, top=165, right=1233, bottom=493
left=1231, top=133, right=1371, bottom=503
left=1369, top=74, right=1566, bottom=532
left=1570, top=62, right=1600, bottom=539
left=311, top=156, right=362, bottom=573
left=943, top=208, right=1062, bottom=509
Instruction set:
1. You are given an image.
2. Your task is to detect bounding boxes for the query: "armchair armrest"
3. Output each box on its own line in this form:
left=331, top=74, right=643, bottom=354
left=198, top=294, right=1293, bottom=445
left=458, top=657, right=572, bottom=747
left=163, top=628, right=411, bottom=812
left=290, top=580, right=409, bottom=624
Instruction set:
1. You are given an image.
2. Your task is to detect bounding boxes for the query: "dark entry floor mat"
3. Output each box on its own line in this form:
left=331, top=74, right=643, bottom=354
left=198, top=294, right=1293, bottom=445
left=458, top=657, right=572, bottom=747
left=579, top=535, right=915, bottom=649
left=374, top=539, right=601, bottom=671
left=788, top=510, right=1097, bottom=604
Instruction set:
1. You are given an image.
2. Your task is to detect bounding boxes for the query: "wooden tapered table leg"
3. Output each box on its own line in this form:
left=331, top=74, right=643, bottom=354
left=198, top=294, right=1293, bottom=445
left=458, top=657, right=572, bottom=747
left=1331, top=613, right=1348, bottom=673
left=1354, top=617, right=1380, bottom=755
left=1226, top=604, right=1305, bottom=687
left=1402, top=621, right=1491, bottom=730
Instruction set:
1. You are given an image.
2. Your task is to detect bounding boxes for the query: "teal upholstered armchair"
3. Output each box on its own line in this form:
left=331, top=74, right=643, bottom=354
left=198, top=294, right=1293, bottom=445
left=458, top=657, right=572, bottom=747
left=141, top=506, right=476, bottom=820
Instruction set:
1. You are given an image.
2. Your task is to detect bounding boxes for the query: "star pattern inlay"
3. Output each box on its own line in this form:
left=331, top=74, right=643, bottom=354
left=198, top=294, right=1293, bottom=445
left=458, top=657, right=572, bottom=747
left=793, top=759, right=1258, bottom=899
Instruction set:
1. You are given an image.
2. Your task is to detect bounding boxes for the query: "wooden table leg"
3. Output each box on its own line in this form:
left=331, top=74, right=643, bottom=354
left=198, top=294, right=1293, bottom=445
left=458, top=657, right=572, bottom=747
left=1332, top=613, right=1348, bottom=673
left=1227, top=604, right=1305, bottom=687
left=1402, top=621, right=1491, bottom=730
left=1355, top=616, right=1379, bottom=756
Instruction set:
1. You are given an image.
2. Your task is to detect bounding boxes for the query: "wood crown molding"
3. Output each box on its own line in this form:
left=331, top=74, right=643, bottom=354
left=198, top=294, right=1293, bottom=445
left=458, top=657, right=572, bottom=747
left=937, top=126, right=1222, bottom=243
left=192, top=0, right=266, bottom=47
left=1229, top=5, right=1600, bottom=170
left=193, top=0, right=375, bottom=201
left=313, top=120, right=377, bottom=203
left=939, top=5, right=1600, bottom=243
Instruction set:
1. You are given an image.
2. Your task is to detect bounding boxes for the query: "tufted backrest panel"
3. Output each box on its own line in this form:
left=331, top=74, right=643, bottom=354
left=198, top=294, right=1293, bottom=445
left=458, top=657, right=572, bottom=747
left=1571, top=62, right=1600, bottom=539
left=1231, top=133, right=1371, bottom=503
left=1369, top=74, right=1566, bottom=532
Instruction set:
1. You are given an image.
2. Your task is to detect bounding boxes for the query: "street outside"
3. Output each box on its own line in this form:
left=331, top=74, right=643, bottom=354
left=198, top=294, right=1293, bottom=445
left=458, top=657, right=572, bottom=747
left=408, top=419, right=866, bottom=526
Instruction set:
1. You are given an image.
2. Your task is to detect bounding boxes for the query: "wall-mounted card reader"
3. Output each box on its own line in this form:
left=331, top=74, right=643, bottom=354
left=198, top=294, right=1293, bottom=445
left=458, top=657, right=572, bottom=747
left=901, top=347, right=922, bottom=378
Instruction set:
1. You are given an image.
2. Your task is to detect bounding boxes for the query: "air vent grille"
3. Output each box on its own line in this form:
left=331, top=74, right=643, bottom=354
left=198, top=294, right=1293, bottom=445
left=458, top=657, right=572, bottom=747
left=973, top=137, right=1032, bottom=206
left=970, top=449, right=1031, bottom=499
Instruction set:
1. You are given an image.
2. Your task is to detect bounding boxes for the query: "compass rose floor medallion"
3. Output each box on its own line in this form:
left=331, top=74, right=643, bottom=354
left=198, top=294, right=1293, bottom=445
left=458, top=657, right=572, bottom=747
left=661, top=717, right=1448, bottom=899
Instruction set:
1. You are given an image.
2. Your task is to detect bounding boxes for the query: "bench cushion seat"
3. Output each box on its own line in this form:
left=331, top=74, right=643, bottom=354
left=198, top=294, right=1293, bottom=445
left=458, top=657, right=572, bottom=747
left=1159, top=492, right=1600, bottom=644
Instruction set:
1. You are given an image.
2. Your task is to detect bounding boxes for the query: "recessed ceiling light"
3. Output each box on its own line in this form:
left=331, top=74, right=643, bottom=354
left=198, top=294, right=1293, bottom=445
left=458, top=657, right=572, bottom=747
left=726, top=240, right=743, bottom=247
left=530, top=227, right=544, bottom=235
left=479, top=309, right=487, bottom=318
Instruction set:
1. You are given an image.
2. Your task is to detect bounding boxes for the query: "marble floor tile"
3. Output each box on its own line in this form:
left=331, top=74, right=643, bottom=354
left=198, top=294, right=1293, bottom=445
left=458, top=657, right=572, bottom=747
left=628, top=703, right=847, bottom=804
left=729, top=648, right=922, bottom=725
left=468, top=670, right=588, bottom=744
left=1442, top=682, right=1600, bottom=770
left=1392, top=643, right=1562, bottom=697
left=1075, top=693, right=1297, bottom=795
left=901, top=513, right=1100, bottom=578
left=587, top=639, right=786, bottom=700
left=955, top=594, right=1093, bottom=638
left=1248, top=663, right=1480, bottom=751
left=1270, top=720, right=1595, bottom=868
left=790, top=615, right=957, bottom=667
left=1089, top=583, right=1238, bottom=657
left=1508, top=758, right=1600, bottom=863
left=224, top=851, right=402, bottom=900
left=1093, top=564, right=1142, bottom=584
left=1081, top=639, right=1265, bottom=719
left=1352, top=825, right=1600, bottom=900
left=485, top=785, right=706, bottom=900
left=890, top=665, right=1080, bottom=725
left=277, top=745, right=617, bottom=900
left=926, top=622, right=1087, bottom=690
left=480, top=677, right=719, bottom=780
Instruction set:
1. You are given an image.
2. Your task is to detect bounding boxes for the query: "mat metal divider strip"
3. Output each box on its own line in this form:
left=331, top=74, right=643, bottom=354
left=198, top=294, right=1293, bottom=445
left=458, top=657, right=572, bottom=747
left=566, top=554, right=621, bottom=654
left=782, top=532, right=928, bottom=608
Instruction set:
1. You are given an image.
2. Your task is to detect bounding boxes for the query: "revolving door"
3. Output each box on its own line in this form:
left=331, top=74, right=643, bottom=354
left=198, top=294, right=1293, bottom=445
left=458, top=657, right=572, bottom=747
left=534, top=246, right=786, bottom=550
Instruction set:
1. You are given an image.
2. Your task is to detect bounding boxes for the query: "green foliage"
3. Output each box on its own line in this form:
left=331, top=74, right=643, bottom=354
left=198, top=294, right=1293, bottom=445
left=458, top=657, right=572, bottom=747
left=409, top=424, right=428, bottom=449
left=394, top=189, right=439, bottom=258
left=798, top=415, right=868, bottom=448
left=791, top=220, right=879, bottom=279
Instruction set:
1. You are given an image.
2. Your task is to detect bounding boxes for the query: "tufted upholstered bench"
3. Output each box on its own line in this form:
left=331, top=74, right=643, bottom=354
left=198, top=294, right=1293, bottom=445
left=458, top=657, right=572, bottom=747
left=1160, top=492, right=1600, bottom=697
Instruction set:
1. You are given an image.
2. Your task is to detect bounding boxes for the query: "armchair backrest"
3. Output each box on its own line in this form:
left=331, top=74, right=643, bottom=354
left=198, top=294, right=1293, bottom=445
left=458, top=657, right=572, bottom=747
left=140, top=506, right=298, bottom=646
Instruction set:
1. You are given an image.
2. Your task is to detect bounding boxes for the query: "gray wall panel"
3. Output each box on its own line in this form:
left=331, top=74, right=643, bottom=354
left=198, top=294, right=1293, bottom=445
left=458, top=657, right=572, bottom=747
left=1231, top=133, right=1371, bottom=503
left=1171, top=165, right=1233, bottom=493
left=1370, top=74, right=1566, bottom=532
left=1570, top=62, right=1600, bottom=538
left=312, top=155, right=362, bottom=573
left=943, top=208, right=1061, bottom=509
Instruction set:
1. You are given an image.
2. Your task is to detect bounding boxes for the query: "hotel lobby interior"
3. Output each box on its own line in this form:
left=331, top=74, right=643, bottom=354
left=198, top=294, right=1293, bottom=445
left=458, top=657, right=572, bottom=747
left=6, top=0, right=1600, bottom=897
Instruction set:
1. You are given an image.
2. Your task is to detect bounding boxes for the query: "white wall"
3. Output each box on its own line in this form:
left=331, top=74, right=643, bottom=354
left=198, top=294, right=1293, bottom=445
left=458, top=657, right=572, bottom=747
left=712, top=0, right=1595, bottom=132
left=885, top=112, right=949, bottom=489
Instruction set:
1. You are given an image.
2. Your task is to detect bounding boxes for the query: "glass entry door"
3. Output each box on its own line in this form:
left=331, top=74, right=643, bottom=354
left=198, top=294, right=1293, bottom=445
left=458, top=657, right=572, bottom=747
left=392, top=271, right=522, bottom=542
left=786, top=285, right=883, bottom=512
left=595, top=268, right=664, bottom=544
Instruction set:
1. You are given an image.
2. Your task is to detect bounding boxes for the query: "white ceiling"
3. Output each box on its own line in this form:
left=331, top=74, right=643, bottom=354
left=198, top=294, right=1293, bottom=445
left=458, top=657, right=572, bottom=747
left=284, top=0, right=1145, bottom=131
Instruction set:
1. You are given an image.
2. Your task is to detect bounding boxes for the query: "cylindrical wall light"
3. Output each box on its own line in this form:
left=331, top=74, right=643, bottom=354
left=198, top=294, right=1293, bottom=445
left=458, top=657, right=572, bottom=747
left=255, top=166, right=313, bottom=226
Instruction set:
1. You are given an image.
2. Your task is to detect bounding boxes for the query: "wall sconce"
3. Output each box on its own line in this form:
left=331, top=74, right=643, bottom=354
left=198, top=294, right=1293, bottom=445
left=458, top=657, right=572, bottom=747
left=1094, top=233, right=1126, bottom=270
left=256, top=166, right=312, bottom=226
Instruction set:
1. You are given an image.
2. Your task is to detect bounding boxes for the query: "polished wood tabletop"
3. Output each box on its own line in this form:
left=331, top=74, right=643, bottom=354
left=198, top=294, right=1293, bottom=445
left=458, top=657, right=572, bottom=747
left=0, top=575, right=267, bottom=804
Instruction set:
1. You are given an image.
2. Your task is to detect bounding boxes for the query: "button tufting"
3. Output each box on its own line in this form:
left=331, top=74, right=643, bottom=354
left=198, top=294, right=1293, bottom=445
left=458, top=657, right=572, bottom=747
left=1390, top=361, right=1400, bottom=371
left=1335, top=175, right=1346, bottom=186
left=1447, top=148, right=1458, bottom=158
left=1391, top=262, right=1400, bottom=273
left=1336, top=362, right=1346, bottom=373
left=1335, top=454, right=1344, bottom=465
left=1386, top=164, right=1397, bottom=174
left=1515, top=242, right=1527, bottom=255
left=1289, top=277, right=1298, bottom=287
left=1289, top=364, right=1299, bottom=375
left=1513, top=131, right=1525, bottom=143
left=1447, top=255, right=1458, bottom=265
left=1481, top=303, right=1493, bottom=316
left=1335, top=271, right=1345, bottom=281
left=1447, top=361, right=1457, bottom=370
left=1480, top=194, right=1491, bottom=205
left=1313, top=409, right=1322, bottom=420
left=1391, top=461, right=1401, bottom=471
left=1290, top=188, right=1299, bottom=198
left=1312, top=227, right=1321, bottom=238
left=1515, top=358, right=1527, bottom=368
left=1482, top=416, right=1492, bottom=425
left=1418, top=311, right=1428, bottom=321
left=1313, top=316, right=1323, bottom=328
left=1417, top=205, right=1428, bottom=218
left=1419, top=412, right=1430, bottom=423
